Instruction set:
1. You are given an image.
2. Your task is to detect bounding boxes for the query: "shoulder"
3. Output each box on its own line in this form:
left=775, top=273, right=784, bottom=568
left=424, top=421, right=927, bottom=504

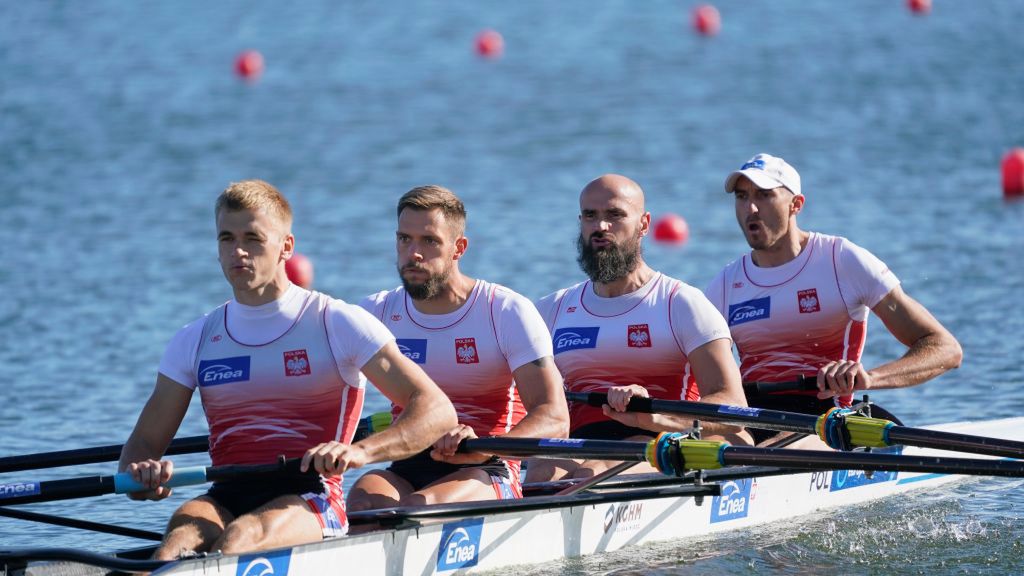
left=327, top=296, right=387, bottom=329
left=358, top=288, right=398, bottom=317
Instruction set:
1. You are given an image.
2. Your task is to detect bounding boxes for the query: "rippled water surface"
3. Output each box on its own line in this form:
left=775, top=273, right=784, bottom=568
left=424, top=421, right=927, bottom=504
left=1, top=1, right=1023, bottom=573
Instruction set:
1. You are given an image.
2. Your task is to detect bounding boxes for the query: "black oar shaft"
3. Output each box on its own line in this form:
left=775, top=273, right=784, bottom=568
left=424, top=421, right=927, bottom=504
left=463, top=437, right=650, bottom=462
left=0, top=507, right=162, bottom=541
left=887, top=427, right=1024, bottom=460
left=566, top=391, right=819, bottom=434
left=742, top=375, right=818, bottom=395
left=0, top=435, right=209, bottom=474
left=722, top=446, right=1024, bottom=477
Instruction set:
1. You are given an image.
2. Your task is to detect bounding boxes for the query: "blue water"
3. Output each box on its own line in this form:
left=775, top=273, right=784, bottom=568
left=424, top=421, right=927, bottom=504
left=2, top=1, right=1023, bottom=573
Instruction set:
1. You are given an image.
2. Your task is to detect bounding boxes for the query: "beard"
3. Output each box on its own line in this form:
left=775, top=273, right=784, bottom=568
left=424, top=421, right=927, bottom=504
left=399, top=264, right=450, bottom=300
left=576, top=228, right=643, bottom=284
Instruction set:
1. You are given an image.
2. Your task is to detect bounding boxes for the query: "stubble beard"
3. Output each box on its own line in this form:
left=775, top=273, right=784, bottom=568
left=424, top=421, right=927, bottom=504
left=576, top=228, right=643, bottom=284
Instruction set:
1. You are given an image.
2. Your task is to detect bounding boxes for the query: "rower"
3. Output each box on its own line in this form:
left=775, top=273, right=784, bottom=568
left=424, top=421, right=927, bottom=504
left=527, top=174, right=753, bottom=483
left=346, top=185, right=569, bottom=512
left=118, top=180, right=456, bottom=558
left=705, top=153, right=962, bottom=445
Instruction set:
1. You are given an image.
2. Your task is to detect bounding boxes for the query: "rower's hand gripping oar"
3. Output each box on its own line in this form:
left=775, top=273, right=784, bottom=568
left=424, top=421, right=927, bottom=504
left=461, top=435, right=1024, bottom=478
left=567, top=391, right=1024, bottom=460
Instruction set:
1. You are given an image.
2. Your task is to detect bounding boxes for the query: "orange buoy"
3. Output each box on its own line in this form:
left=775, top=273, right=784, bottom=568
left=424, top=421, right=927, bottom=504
left=286, top=253, right=314, bottom=288
left=1002, top=148, right=1024, bottom=198
left=693, top=5, right=721, bottom=36
left=235, top=50, right=264, bottom=80
left=475, top=29, right=504, bottom=58
left=653, top=214, right=690, bottom=245
left=907, top=0, right=931, bottom=14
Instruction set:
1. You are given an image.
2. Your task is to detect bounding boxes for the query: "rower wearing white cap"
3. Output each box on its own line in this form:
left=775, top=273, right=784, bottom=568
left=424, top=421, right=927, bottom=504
left=705, top=153, right=963, bottom=445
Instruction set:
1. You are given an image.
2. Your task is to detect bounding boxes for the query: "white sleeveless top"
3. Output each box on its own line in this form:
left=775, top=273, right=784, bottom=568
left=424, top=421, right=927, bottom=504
left=537, top=272, right=731, bottom=432
left=361, top=280, right=552, bottom=438
left=705, top=232, right=899, bottom=404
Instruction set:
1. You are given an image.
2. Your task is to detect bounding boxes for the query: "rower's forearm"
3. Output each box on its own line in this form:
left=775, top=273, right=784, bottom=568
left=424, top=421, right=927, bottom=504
left=504, top=407, right=570, bottom=440
left=117, top=434, right=165, bottom=472
left=357, top=392, right=456, bottom=463
left=869, top=334, right=963, bottom=389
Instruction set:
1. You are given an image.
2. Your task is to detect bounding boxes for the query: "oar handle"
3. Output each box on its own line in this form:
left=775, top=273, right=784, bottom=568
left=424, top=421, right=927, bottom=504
left=742, top=375, right=818, bottom=395
left=112, top=467, right=209, bottom=494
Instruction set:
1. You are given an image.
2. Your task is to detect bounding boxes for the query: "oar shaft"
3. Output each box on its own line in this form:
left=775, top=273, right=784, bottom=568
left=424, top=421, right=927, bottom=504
left=887, top=426, right=1024, bottom=460
left=566, top=391, right=818, bottom=434
left=0, top=435, right=209, bottom=474
left=463, top=437, right=651, bottom=462
left=742, top=375, right=818, bottom=395
left=721, top=446, right=1024, bottom=477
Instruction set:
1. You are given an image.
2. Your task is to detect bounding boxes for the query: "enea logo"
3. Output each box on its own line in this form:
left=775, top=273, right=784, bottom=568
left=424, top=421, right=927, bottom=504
left=0, top=481, right=41, bottom=500
left=552, top=327, right=599, bottom=355
left=397, top=339, right=428, bottom=364
left=710, top=479, right=753, bottom=523
left=198, top=356, right=251, bottom=387
left=437, top=517, right=484, bottom=571
left=727, top=298, right=770, bottom=326
left=234, top=548, right=291, bottom=576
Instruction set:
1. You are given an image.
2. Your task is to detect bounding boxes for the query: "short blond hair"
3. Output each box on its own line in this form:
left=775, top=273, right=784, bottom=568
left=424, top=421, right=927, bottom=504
left=215, top=180, right=293, bottom=230
left=397, top=185, right=466, bottom=237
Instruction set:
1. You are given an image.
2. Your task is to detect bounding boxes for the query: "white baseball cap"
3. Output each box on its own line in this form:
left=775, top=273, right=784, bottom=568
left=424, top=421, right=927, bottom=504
left=724, top=153, right=802, bottom=196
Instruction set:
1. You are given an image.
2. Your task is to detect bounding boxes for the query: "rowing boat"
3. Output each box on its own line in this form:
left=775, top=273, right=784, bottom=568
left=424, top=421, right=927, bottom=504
left=5, top=415, right=1024, bottom=576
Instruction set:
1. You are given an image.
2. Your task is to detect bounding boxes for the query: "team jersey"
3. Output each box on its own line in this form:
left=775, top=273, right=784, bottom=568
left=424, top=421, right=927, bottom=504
left=536, top=272, right=732, bottom=432
left=361, top=279, right=552, bottom=439
left=158, top=284, right=394, bottom=468
left=704, top=232, right=899, bottom=406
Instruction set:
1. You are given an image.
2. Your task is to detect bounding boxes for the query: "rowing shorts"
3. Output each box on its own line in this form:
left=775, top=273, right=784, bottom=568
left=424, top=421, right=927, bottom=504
left=744, top=394, right=904, bottom=445
left=571, top=420, right=654, bottom=441
left=388, top=448, right=523, bottom=498
left=205, top=473, right=348, bottom=538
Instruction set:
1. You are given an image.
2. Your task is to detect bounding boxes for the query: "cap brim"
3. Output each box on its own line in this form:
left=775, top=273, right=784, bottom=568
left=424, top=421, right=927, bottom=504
left=724, top=169, right=786, bottom=193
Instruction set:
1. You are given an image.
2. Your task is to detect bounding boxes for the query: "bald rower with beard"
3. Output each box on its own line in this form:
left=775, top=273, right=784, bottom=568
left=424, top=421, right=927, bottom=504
left=528, top=174, right=753, bottom=482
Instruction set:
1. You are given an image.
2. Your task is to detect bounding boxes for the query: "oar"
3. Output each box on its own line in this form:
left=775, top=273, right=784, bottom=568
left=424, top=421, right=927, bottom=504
left=0, top=457, right=309, bottom=506
left=742, top=375, right=818, bottom=395
left=566, top=391, right=1024, bottom=459
left=463, top=435, right=1024, bottom=478
left=0, top=411, right=393, bottom=474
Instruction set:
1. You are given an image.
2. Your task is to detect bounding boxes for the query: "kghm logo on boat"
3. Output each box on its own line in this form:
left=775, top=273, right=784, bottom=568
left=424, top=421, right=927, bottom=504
left=197, top=356, right=251, bottom=387
left=727, top=298, right=770, bottom=326
left=437, top=517, right=484, bottom=571
left=234, top=548, right=291, bottom=576
left=0, top=481, right=41, bottom=500
left=552, top=327, right=599, bottom=355
left=710, top=479, right=754, bottom=523
left=604, top=502, right=644, bottom=533
left=397, top=338, right=428, bottom=364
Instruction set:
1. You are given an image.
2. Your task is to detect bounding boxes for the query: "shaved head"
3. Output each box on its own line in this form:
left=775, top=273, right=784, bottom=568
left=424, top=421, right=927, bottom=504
left=580, top=174, right=646, bottom=214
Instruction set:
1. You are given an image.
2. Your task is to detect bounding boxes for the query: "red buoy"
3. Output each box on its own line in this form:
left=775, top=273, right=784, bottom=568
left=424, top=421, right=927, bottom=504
left=286, top=253, right=314, bottom=288
left=653, top=214, right=690, bottom=245
left=235, top=50, right=264, bottom=80
left=475, top=29, right=504, bottom=58
left=907, top=0, right=931, bottom=15
left=693, top=5, right=721, bottom=36
left=1003, top=148, right=1024, bottom=198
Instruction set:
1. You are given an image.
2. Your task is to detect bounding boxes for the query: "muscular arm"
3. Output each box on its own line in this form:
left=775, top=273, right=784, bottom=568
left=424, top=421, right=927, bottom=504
left=117, top=374, right=194, bottom=498
left=351, top=341, right=458, bottom=463
left=867, top=286, right=963, bottom=389
left=505, top=356, right=570, bottom=439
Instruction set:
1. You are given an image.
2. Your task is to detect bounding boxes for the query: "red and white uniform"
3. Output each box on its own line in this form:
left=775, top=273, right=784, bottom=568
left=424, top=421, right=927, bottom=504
left=159, top=284, right=393, bottom=536
left=361, top=280, right=552, bottom=492
left=537, top=272, right=731, bottom=432
left=704, top=232, right=899, bottom=406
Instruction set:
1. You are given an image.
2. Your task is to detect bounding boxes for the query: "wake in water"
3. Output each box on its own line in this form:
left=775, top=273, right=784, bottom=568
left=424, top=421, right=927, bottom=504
left=505, top=479, right=1024, bottom=576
